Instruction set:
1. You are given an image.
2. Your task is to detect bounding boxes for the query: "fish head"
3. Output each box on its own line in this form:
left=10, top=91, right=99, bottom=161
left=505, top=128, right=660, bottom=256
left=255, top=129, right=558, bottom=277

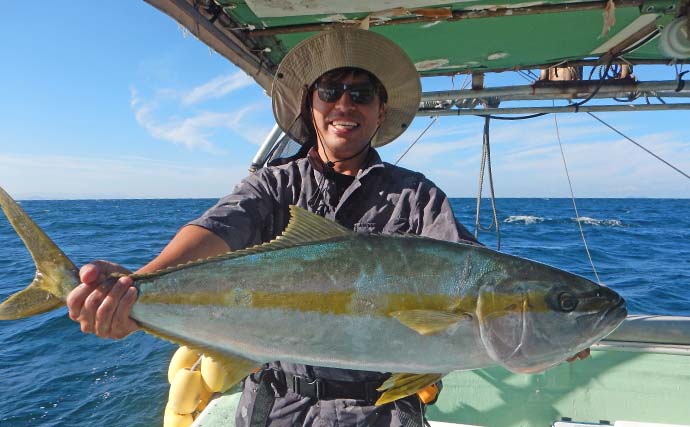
left=476, top=269, right=626, bottom=374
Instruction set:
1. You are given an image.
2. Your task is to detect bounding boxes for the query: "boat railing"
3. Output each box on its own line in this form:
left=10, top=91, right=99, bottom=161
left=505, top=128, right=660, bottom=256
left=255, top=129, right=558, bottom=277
left=595, top=315, right=690, bottom=355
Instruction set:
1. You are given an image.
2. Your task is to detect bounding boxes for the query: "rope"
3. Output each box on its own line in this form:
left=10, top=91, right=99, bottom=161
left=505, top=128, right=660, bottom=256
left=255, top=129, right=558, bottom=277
left=552, top=104, right=601, bottom=284
left=394, top=117, right=438, bottom=165
left=474, top=135, right=487, bottom=240
left=586, top=112, right=690, bottom=181
left=675, top=63, right=687, bottom=92
left=474, top=116, right=501, bottom=249
left=517, top=70, right=535, bottom=83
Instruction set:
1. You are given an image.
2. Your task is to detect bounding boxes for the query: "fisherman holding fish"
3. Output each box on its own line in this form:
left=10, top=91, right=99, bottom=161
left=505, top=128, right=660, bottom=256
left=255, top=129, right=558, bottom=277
left=62, top=29, right=590, bottom=426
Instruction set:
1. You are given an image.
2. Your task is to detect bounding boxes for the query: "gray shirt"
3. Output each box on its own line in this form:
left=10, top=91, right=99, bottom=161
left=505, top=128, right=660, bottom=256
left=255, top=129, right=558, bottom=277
left=191, top=148, right=477, bottom=426
left=190, top=148, right=475, bottom=252
left=190, top=148, right=476, bottom=382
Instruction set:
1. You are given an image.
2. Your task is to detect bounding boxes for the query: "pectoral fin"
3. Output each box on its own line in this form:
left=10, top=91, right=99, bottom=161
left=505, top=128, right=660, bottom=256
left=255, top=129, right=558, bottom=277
left=376, top=373, right=444, bottom=405
left=390, top=309, right=472, bottom=335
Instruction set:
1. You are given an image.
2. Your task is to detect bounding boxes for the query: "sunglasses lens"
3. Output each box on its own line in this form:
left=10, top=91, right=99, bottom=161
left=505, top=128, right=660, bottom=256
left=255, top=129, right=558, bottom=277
left=349, top=85, right=375, bottom=104
left=317, top=85, right=343, bottom=103
left=316, top=83, right=376, bottom=105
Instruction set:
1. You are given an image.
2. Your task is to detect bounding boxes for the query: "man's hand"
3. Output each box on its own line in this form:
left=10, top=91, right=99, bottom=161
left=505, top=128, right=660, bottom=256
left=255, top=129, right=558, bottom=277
left=66, top=261, right=138, bottom=339
left=567, top=348, right=591, bottom=362
left=65, top=225, right=229, bottom=340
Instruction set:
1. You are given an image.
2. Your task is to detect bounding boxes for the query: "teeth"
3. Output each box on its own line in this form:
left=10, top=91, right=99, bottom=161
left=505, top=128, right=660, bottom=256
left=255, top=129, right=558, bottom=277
left=331, top=121, right=358, bottom=129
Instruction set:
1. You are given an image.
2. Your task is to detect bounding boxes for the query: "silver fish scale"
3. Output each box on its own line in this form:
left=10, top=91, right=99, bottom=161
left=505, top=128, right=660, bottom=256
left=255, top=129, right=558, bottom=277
left=132, top=233, right=625, bottom=374
left=133, top=235, right=491, bottom=371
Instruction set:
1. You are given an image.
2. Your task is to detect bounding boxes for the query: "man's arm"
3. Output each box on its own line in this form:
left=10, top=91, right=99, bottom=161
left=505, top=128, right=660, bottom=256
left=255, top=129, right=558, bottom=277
left=66, top=225, right=230, bottom=339
left=139, top=225, right=230, bottom=273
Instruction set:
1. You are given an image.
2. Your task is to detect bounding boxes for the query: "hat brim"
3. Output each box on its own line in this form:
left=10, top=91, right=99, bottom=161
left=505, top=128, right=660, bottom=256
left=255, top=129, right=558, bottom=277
left=271, top=29, right=421, bottom=148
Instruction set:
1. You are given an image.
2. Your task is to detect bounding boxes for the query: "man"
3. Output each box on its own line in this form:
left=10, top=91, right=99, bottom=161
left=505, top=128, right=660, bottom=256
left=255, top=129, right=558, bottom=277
left=67, top=29, right=476, bottom=426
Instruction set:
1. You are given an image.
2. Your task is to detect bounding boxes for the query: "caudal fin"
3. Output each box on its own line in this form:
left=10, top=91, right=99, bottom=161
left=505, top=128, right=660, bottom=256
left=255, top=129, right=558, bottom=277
left=0, top=186, right=79, bottom=320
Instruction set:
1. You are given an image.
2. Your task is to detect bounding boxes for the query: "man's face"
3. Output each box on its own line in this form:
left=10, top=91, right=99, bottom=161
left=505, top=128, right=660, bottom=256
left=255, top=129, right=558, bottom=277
left=310, top=71, right=386, bottom=161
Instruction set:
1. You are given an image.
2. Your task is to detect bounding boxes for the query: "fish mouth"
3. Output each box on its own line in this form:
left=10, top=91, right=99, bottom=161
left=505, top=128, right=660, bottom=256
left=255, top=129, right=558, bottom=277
left=607, top=295, right=627, bottom=316
left=597, top=297, right=627, bottom=331
left=574, top=294, right=627, bottom=335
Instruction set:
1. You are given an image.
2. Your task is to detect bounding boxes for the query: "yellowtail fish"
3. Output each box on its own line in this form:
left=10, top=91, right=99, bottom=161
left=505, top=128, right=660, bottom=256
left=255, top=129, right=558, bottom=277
left=0, top=186, right=626, bottom=404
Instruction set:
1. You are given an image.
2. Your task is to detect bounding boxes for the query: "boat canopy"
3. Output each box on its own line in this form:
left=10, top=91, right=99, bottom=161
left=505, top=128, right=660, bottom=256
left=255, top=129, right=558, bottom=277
left=146, top=0, right=690, bottom=170
left=146, top=0, right=689, bottom=92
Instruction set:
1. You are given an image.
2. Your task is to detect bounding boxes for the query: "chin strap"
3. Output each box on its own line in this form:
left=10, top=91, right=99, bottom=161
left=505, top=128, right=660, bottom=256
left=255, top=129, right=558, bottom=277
left=320, top=139, right=372, bottom=177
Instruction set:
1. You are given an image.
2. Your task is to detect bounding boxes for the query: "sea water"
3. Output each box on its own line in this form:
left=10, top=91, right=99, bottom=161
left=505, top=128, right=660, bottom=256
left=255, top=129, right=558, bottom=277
left=0, top=198, right=688, bottom=426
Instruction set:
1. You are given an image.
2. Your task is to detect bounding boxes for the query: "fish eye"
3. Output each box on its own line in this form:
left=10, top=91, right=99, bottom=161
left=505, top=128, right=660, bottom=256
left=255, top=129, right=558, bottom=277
left=558, top=292, right=578, bottom=312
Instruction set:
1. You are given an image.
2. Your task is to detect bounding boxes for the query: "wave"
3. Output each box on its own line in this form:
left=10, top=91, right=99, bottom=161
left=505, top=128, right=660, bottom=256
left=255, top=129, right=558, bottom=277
left=504, top=215, right=544, bottom=225
left=501, top=215, right=624, bottom=227
left=573, top=216, right=623, bottom=227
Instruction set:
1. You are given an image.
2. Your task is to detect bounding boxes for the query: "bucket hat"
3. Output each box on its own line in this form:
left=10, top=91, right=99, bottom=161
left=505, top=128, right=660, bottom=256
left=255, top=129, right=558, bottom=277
left=271, top=29, right=421, bottom=148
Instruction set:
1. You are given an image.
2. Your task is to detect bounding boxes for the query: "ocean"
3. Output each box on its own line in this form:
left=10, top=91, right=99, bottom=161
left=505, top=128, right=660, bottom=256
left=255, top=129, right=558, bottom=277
left=1, top=198, right=688, bottom=426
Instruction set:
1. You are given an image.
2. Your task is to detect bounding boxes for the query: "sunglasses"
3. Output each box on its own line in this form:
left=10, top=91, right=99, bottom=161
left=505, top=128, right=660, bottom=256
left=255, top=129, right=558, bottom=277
left=314, top=81, right=377, bottom=105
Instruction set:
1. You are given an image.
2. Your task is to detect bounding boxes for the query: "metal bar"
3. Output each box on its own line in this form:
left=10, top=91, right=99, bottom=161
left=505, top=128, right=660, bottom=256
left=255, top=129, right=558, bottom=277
left=249, top=124, right=284, bottom=172
left=245, top=0, right=643, bottom=37
left=593, top=341, right=690, bottom=355
left=144, top=0, right=275, bottom=91
left=421, top=80, right=690, bottom=103
left=427, top=91, right=690, bottom=102
left=417, top=103, right=690, bottom=116
left=423, top=59, right=690, bottom=77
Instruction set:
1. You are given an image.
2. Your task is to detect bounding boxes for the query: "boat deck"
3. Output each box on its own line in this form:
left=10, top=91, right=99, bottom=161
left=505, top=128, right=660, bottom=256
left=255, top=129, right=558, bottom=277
left=191, top=316, right=690, bottom=427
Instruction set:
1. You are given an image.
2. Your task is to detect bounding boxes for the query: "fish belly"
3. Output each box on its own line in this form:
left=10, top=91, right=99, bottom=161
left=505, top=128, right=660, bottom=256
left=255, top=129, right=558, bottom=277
left=133, top=301, right=492, bottom=373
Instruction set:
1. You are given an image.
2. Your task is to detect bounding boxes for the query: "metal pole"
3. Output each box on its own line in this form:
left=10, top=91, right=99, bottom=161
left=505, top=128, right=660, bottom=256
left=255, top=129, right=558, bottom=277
left=417, top=103, right=690, bottom=116
left=424, top=59, right=690, bottom=77
left=250, top=124, right=284, bottom=172
left=145, top=0, right=274, bottom=91
left=421, top=80, right=690, bottom=103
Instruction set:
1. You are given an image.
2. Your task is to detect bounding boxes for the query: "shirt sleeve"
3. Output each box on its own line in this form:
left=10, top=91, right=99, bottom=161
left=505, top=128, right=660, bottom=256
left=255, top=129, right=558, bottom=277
left=187, top=172, right=275, bottom=250
left=412, top=180, right=479, bottom=244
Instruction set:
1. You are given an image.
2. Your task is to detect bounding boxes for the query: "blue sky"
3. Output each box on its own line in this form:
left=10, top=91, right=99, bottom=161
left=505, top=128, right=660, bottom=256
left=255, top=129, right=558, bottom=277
left=1, top=2, right=688, bottom=199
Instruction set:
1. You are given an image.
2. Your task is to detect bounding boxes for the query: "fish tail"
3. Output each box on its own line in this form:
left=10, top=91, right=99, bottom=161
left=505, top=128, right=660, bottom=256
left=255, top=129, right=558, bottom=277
left=0, top=186, right=79, bottom=320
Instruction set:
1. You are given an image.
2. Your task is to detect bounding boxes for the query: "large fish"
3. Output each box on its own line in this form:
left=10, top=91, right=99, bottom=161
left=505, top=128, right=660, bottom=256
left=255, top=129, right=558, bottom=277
left=0, top=185, right=626, bottom=404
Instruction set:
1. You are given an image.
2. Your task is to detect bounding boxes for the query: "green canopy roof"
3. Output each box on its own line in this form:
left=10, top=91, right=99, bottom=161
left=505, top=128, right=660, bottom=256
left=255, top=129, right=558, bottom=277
left=146, top=0, right=687, bottom=91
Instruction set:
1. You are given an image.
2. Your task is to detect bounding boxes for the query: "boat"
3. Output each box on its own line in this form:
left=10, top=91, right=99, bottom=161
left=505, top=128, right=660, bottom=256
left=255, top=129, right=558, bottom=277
left=145, top=1, right=690, bottom=426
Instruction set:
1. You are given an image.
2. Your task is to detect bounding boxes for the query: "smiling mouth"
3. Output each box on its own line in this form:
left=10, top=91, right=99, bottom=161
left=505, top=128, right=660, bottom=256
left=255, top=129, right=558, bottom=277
left=330, top=120, right=359, bottom=130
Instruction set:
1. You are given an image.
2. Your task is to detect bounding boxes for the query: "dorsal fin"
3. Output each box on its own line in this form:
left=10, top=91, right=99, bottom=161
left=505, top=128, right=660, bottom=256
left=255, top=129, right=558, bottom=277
left=133, top=205, right=353, bottom=280
left=281, top=204, right=352, bottom=242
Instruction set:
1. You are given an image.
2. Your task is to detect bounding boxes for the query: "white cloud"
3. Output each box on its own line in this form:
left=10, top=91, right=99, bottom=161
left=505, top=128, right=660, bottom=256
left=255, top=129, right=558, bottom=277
left=390, top=137, right=479, bottom=169
left=180, top=72, right=254, bottom=106
left=406, top=117, right=478, bottom=141
left=130, top=87, right=270, bottom=151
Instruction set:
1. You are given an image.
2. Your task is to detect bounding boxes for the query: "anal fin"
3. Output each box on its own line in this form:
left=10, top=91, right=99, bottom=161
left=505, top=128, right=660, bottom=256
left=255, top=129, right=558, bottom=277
left=376, top=373, right=444, bottom=405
